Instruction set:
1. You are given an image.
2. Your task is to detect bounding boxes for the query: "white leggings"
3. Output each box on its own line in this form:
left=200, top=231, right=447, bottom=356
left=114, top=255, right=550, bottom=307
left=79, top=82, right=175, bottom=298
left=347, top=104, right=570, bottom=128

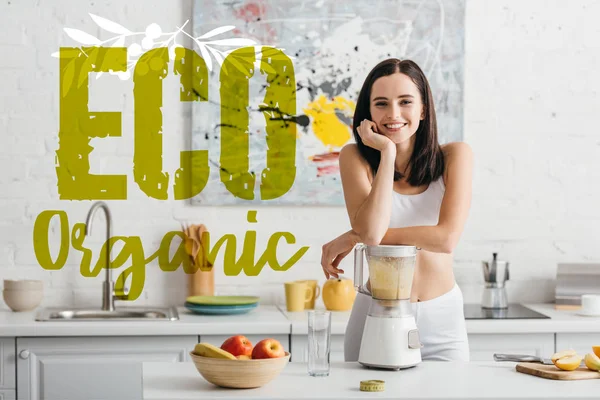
left=344, top=283, right=470, bottom=362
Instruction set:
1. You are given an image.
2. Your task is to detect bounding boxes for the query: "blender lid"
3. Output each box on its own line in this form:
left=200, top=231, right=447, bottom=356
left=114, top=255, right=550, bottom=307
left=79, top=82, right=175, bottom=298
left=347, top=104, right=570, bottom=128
left=364, top=244, right=417, bottom=257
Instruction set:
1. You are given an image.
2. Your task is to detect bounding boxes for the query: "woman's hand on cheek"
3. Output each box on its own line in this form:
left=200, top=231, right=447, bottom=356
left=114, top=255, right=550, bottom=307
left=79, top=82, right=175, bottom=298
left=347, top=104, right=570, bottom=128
left=356, top=119, right=395, bottom=152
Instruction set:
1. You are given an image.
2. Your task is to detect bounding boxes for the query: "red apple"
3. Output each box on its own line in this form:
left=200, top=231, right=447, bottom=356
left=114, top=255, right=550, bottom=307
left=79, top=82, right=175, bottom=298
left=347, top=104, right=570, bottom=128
left=221, top=335, right=253, bottom=357
left=251, top=338, right=285, bottom=359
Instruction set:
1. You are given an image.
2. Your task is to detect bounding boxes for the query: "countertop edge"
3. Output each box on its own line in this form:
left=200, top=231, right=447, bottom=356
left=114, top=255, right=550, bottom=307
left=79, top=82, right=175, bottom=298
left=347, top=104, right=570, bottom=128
left=1, top=303, right=600, bottom=337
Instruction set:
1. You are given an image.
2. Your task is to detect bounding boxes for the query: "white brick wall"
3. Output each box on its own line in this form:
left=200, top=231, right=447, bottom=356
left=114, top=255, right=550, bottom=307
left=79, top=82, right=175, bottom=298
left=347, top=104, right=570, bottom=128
left=1, top=0, right=599, bottom=311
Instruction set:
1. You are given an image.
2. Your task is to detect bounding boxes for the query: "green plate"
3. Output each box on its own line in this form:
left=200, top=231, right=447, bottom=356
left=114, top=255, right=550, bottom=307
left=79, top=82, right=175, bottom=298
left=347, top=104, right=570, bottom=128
left=185, top=295, right=260, bottom=306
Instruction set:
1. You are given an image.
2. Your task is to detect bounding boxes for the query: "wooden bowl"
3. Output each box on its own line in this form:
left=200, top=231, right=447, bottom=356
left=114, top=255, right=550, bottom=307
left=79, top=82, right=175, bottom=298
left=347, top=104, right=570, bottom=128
left=189, top=351, right=290, bottom=389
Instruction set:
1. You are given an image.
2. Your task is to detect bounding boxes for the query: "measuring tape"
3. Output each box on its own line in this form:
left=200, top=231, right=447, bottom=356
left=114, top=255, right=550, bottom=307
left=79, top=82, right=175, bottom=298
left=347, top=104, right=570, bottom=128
left=360, top=380, right=385, bottom=392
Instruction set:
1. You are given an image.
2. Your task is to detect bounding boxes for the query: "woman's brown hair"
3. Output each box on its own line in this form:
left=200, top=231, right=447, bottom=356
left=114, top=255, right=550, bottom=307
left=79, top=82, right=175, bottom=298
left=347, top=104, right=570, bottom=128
left=352, top=58, right=444, bottom=185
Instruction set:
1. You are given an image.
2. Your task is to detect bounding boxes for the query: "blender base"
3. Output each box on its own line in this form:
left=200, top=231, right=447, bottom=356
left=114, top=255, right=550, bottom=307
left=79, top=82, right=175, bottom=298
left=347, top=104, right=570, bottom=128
left=358, top=361, right=418, bottom=371
left=358, top=314, right=422, bottom=370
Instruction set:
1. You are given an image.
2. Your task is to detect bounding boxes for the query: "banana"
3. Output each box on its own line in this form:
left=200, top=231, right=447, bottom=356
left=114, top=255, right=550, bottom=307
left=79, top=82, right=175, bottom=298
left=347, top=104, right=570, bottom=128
left=193, top=343, right=237, bottom=360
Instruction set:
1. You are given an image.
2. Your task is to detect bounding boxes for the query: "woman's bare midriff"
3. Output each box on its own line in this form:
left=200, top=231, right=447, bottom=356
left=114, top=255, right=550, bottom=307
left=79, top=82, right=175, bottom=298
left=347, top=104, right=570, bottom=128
left=409, top=250, right=455, bottom=303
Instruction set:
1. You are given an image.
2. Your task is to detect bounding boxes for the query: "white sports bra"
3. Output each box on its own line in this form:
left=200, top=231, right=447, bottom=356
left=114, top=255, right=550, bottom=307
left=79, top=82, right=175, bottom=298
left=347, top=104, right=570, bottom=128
left=389, top=177, right=445, bottom=228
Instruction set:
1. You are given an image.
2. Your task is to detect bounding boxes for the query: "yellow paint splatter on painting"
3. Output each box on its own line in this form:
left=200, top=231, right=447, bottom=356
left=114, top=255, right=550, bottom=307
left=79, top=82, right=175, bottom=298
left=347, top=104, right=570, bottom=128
left=303, top=95, right=355, bottom=148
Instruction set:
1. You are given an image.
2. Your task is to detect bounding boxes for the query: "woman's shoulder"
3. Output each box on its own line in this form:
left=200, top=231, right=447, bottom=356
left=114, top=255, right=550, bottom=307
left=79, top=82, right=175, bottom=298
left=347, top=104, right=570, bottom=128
left=339, top=142, right=360, bottom=159
left=440, top=142, right=473, bottom=166
left=339, top=143, right=369, bottom=167
left=338, top=143, right=372, bottom=179
left=440, top=142, right=473, bottom=182
left=441, top=141, right=472, bottom=160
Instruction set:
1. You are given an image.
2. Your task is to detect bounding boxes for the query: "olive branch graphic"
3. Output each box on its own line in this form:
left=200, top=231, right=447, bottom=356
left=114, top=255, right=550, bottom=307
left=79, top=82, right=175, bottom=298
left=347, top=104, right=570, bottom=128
left=54, top=13, right=289, bottom=97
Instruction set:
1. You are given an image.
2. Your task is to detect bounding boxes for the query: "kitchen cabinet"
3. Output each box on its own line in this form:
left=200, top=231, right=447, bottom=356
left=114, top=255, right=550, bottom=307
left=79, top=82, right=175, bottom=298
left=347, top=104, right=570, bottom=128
left=290, top=334, right=345, bottom=363
left=556, top=333, right=600, bottom=355
left=0, top=338, right=15, bottom=390
left=291, top=333, right=555, bottom=363
left=0, top=390, right=16, bottom=400
left=467, top=334, right=555, bottom=361
left=16, top=335, right=197, bottom=400
left=199, top=334, right=289, bottom=354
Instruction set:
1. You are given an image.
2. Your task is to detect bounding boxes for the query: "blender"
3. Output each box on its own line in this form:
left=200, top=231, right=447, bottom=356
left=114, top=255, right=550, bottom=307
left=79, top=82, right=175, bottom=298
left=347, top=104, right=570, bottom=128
left=353, top=244, right=422, bottom=370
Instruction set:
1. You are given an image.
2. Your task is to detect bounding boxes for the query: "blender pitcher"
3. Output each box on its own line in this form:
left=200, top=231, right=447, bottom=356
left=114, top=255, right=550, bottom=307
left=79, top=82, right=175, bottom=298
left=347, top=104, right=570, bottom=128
left=354, top=244, right=417, bottom=300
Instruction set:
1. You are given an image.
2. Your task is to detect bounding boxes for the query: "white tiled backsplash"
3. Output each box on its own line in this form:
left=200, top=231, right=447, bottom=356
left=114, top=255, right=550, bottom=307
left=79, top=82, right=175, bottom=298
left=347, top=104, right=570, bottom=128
left=2, top=0, right=600, bottom=310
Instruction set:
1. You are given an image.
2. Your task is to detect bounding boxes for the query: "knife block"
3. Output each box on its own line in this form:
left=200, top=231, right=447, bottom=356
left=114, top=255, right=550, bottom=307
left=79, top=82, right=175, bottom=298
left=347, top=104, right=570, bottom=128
left=185, top=224, right=215, bottom=297
left=188, top=265, right=214, bottom=297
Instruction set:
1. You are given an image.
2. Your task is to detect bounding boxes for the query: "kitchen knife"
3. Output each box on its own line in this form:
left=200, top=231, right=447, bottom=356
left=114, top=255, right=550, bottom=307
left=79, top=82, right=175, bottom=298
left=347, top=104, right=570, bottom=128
left=493, top=353, right=554, bottom=364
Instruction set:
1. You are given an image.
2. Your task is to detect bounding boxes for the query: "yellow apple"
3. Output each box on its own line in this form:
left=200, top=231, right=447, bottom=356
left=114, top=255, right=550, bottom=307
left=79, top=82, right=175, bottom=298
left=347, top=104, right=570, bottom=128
left=551, top=349, right=577, bottom=364
left=584, top=353, right=600, bottom=371
left=555, top=354, right=583, bottom=371
left=322, top=278, right=356, bottom=311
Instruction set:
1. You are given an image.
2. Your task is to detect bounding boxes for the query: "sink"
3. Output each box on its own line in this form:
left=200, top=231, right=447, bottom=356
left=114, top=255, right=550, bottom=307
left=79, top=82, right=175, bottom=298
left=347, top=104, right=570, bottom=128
left=44, top=202, right=180, bottom=323
left=35, top=306, right=179, bottom=321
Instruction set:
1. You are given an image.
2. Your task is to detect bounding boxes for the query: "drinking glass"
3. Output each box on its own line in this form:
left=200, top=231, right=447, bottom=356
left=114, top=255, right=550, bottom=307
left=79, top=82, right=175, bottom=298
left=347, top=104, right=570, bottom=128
left=307, top=310, right=331, bottom=377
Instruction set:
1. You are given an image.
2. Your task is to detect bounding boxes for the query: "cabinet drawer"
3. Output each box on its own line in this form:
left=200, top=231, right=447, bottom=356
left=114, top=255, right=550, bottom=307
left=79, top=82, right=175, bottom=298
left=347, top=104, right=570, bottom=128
left=0, top=338, right=15, bottom=389
left=468, top=333, right=555, bottom=361
left=17, top=336, right=197, bottom=400
left=0, top=389, right=16, bottom=400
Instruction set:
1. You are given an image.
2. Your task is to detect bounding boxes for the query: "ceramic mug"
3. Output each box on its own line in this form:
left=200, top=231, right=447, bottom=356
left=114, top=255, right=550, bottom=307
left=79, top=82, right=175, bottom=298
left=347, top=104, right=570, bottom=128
left=581, top=294, right=600, bottom=316
left=284, top=282, right=312, bottom=312
left=296, top=280, right=320, bottom=310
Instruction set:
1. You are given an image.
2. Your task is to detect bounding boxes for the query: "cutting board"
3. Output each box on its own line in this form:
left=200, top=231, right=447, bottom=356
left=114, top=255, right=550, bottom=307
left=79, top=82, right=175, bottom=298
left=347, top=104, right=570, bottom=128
left=516, top=362, right=600, bottom=380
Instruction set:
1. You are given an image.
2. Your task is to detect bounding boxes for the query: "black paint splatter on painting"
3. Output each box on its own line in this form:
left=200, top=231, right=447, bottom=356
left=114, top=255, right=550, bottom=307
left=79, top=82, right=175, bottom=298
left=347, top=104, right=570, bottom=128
left=258, top=105, right=310, bottom=129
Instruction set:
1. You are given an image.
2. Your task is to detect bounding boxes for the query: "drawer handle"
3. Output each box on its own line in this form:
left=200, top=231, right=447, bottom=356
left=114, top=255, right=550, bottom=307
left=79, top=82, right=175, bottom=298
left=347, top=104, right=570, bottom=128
left=19, top=350, right=30, bottom=359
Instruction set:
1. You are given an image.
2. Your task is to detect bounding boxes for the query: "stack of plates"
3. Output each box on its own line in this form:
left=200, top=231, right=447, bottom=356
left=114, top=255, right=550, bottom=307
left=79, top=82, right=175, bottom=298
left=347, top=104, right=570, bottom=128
left=185, top=296, right=260, bottom=315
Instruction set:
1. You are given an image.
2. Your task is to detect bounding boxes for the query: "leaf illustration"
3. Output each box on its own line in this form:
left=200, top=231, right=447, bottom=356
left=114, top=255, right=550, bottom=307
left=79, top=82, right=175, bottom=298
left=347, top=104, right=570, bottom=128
left=78, top=48, right=99, bottom=88
left=64, top=28, right=101, bottom=45
left=260, top=61, right=277, bottom=75
left=205, top=38, right=256, bottom=46
left=89, top=13, right=132, bottom=35
left=261, top=48, right=293, bottom=61
left=207, top=46, right=224, bottom=66
left=197, top=43, right=213, bottom=72
left=197, top=25, right=235, bottom=39
left=207, top=46, right=226, bottom=74
left=51, top=49, right=84, bottom=59
left=78, top=60, right=91, bottom=88
left=224, top=54, right=251, bottom=77
left=62, top=58, right=76, bottom=98
left=111, top=36, right=125, bottom=47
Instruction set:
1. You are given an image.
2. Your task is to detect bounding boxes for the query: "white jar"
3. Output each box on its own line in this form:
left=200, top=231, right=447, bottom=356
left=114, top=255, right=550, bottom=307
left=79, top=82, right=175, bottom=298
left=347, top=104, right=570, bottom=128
left=581, top=294, right=600, bottom=315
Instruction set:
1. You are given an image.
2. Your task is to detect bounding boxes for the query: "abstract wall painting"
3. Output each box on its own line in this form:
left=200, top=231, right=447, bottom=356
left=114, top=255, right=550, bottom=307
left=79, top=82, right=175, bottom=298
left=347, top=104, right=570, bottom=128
left=190, top=0, right=465, bottom=206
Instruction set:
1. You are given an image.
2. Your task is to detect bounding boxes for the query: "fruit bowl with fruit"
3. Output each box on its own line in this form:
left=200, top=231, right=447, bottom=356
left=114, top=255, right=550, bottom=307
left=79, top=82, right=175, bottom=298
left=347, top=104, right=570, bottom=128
left=190, top=335, right=290, bottom=389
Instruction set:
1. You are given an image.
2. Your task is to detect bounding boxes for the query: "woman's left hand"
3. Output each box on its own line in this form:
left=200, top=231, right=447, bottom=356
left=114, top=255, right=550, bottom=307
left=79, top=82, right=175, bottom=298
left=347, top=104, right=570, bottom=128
left=321, top=230, right=361, bottom=279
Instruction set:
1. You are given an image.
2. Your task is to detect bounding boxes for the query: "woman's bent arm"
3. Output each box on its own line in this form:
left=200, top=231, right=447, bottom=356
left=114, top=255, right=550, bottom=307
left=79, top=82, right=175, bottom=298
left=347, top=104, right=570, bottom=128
left=339, top=143, right=396, bottom=245
left=381, top=142, right=473, bottom=253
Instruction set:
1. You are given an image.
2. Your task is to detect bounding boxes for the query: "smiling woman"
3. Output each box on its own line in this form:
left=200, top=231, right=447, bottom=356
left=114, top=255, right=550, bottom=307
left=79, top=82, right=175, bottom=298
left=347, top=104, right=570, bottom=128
left=320, top=58, right=473, bottom=363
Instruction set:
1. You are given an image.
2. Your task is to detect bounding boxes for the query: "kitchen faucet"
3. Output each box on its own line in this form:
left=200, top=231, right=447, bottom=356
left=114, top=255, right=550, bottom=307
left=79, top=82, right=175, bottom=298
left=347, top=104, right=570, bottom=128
left=85, top=201, right=116, bottom=311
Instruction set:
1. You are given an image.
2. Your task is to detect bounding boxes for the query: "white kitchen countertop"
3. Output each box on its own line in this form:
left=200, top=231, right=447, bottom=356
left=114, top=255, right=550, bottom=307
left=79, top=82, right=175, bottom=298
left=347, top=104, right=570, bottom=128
left=0, top=303, right=598, bottom=337
left=0, top=305, right=291, bottom=336
left=468, top=303, right=600, bottom=334
left=142, top=360, right=599, bottom=399
left=280, top=303, right=600, bottom=335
